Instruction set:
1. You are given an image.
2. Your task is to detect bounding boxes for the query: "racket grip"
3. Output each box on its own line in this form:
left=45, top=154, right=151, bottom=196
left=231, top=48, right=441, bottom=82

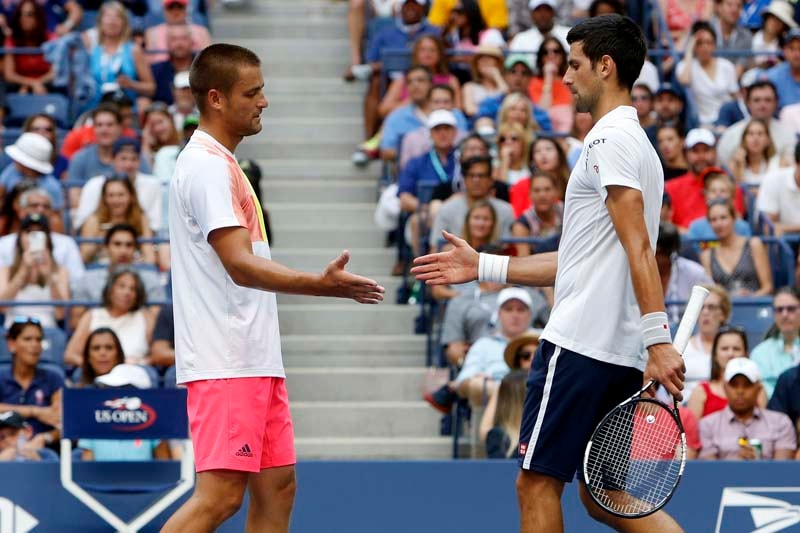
left=672, top=285, right=710, bottom=354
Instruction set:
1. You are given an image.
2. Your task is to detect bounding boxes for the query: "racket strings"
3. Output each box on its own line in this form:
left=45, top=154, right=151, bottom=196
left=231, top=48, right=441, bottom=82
left=585, top=401, right=685, bottom=516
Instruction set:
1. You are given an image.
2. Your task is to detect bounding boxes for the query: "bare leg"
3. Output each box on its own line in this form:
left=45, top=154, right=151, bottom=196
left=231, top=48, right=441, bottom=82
left=578, top=481, right=684, bottom=533
left=162, top=470, right=249, bottom=533
left=346, top=0, right=365, bottom=69
left=364, top=72, right=382, bottom=138
left=245, top=465, right=297, bottom=533
left=516, top=470, right=565, bottom=533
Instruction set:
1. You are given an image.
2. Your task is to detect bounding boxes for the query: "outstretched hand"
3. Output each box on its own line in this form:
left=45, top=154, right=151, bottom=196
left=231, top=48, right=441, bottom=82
left=321, top=250, right=385, bottom=304
left=410, top=231, right=479, bottom=286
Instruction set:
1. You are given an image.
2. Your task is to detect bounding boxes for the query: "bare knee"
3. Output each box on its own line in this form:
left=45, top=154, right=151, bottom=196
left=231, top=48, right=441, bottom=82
left=578, top=482, right=615, bottom=526
left=196, top=488, right=245, bottom=523
left=516, top=470, right=563, bottom=500
left=273, top=469, right=297, bottom=507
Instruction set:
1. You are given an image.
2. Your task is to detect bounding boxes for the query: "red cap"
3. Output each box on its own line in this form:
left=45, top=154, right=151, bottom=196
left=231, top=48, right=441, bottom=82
left=163, top=0, right=188, bottom=6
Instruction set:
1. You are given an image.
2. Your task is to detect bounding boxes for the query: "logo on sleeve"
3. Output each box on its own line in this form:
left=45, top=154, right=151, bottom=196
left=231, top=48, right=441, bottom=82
left=593, top=165, right=599, bottom=173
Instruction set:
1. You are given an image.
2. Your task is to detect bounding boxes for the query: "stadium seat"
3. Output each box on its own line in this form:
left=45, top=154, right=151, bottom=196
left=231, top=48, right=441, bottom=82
left=729, top=297, right=774, bottom=349
left=5, top=94, right=71, bottom=129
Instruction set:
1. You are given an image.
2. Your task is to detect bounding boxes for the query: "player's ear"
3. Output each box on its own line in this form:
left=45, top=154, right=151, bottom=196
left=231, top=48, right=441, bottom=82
left=207, top=88, right=224, bottom=111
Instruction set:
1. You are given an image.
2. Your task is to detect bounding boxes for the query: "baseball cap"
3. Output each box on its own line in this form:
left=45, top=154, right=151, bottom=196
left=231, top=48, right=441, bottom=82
left=173, top=71, right=190, bottom=89
left=20, top=212, right=49, bottom=231
left=163, top=0, right=188, bottom=6
left=111, top=137, right=140, bottom=157
left=504, top=53, right=534, bottom=72
left=785, top=28, right=800, bottom=43
left=496, top=287, right=533, bottom=311
left=655, top=83, right=682, bottom=98
left=426, top=109, right=457, bottom=129
left=0, top=411, right=25, bottom=430
left=183, top=113, right=200, bottom=129
left=684, top=128, right=716, bottom=149
left=724, top=357, right=761, bottom=383
left=95, top=364, right=153, bottom=389
left=529, top=0, right=556, bottom=9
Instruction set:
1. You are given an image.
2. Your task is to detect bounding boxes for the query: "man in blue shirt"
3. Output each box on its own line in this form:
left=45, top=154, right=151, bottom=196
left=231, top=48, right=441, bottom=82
left=380, top=66, right=433, bottom=161
left=766, top=29, right=800, bottom=108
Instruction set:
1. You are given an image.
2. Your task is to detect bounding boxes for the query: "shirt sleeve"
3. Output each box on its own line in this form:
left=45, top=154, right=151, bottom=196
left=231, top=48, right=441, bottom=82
left=427, top=0, right=450, bottom=26
left=772, top=411, right=798, bottom=453
left=755, top=174, right=780, bottom=215
left=379, top=113, right=402, bottom=152
left=61, top=236, right=85, bottom=278
left=365, top=32, right=383, bottom=64
left=152, top=304, right=174, bottom=345
left=767, top=372, right=790, bottom=414
left=585, top=130, right=642, bottom=201
left=455, top=338, right=488, bottom=384
left=185, top=155, right=244, bottom=240
left=440, top=296, right=468, bottom=346
left=698, top=416, right=720, bottom=459
left=681, top=409, right=702, bottom=451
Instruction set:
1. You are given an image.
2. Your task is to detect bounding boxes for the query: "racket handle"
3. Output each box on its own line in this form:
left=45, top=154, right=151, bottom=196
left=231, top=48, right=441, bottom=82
left=672, top=285, right=710, bottom=354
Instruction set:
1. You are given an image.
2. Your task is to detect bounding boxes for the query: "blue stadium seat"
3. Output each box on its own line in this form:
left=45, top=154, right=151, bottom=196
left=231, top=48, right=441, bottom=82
left=2, top=128, right=22, bottom=148
left=5, top=94, right=71, bottom=129
left=0, top=326, right=66, bottom=365
left=729, top=297, right=774, bottom=350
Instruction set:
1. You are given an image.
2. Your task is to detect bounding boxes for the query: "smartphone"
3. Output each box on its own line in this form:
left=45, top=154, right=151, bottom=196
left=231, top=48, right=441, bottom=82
left=28, top=231, right=46, bottom=262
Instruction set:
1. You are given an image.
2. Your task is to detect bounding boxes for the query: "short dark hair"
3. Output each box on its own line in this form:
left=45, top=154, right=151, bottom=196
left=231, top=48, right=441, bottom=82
left=566, top=14, right=646, bottom=91
left=406, top=65, right=432, bottom=81
left=656, top=221, right=681, bottom=256
left=92, top=103, right=122, bottom=124
left=690, top=20, right=717, bottom=42
left=102, top=267, right=146, bottom=312
left=461, top=155, right=493, bottom=176
left=104, top=223, right=138, bottom=247
left=459, top=133, right=490, bottom=154
left=745, top=80, right=777, bottom=100
left=190, top=43, right=261, bottom=114
left=428, top=83, right=455, bottom=99
left=588, top=0, right=625, bottom=17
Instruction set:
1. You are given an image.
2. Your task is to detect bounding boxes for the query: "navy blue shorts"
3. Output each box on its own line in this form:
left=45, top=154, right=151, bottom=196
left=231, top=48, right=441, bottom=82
left=517, top=340, right=643, bottom=483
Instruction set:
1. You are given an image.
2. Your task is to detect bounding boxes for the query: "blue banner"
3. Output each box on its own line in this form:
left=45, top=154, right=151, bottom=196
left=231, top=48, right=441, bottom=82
left=0, top=461, right=799, bottom=532
left=61, top=389, right=188, bottom=440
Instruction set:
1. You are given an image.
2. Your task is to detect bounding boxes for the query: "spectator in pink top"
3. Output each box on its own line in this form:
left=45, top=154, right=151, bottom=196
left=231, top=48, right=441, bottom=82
left=144, top=0, right=211, bottom=64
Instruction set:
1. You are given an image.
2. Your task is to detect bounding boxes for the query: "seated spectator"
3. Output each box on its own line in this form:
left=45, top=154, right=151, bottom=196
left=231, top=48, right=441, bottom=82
left=0, top=318, right=62, bottom=446
left=496, top=121, right=532, bottom=193
left=462, top=45, right=508, bottom=117
left=666, top=129, right=746, bottom=230
left=0, top=410, right=58, bottom=462
left=79, top=176, right=156, bottom=265
left=65, top=268, right=155, bottom=367
left=644, top=83, right=690, bottom=146
left=699, top=357, right=797, bottom=459
left=0, top=214, right=69, bottom=327
left=70, top=224, right=165, bottom=327
left=67, top=104, right=151, bottom=190
left=729, top=118, right=791, bottom=185
left=751, top=287, right=800, bottom=397
left=656, top=125, right=688, bottom=180
left=700, top=199, right=773, bottom=295
left=60, top=94, right=137, bottom=159
left=530, top=36, right=573, bottom=133
left=0, top=191, right=83, bottom=279
left=482, top=370, right=527, bottom=458
left=676, top=21, right=739, bottom=128
left=79, top=363, right=171, bottom=461
left=682, top=285, right=732, bottom=401
left=430, top=0, right=508, bottom=35
left=22, top=114, right=69, bottom=181
left=454, top=287, right=533, bottom=406
left=3, top=0, right=54, bottom=95
left=752, top=1, right=796, bottom=70
left=756, top=143, right=800, bottom=238
left=144, top=0, right=211, bottom=64
left=378, top=66, right=434, bottom=162
left=688, top=325, right=750, bottom=419
left=82, top=1, right=155, bottom=110
left=655, top=223, right=713, bottom=323
left=686, top=168, right=752, bottom=240
left=765, top=28, right=800, bottom=109
left=151, top=24, right=195, bottom=106
left=76, top=327, right=125, bottom=387
left=75, top=138, right=162, bottom=234
left=0, top=133, right=65, bottom=213
left=709, top=0, right=753, bottom=77
left=140, top=104, right=180, bottom=169
left=508, top=0, right=569, bottom=53
left=510, top=172, right=563, bottom=256
left=398, top=85, right=467, bottom=170
left=631, top=83, right=655, bottom=130
left=168, top=71, right=196, bottom=132
left=768, top=363, right=800, bottom=455
left=496, top=91, right=540, bottom=140
left=429, top=155, right=514, bottom=249
left=149, top=303, right=175, bottom=368
left=379, top=35, right=461, bottom=119
left=510, top=136, right=570, bottom=213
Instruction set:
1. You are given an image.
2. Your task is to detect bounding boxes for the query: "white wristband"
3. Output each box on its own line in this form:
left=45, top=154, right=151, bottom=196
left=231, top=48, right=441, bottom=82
left=478, top=253, right=509, bottom=284
left=641, top=311, right=672, bottom=348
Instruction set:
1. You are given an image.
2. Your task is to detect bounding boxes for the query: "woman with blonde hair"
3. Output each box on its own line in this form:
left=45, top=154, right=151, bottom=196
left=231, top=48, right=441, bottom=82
left=497, top=92, right=539, bottom=138
left=462, top=45, right=507, bottom=117
left=483, top=370, right=527, bottom=458
left=730, top=118, right=789, bottom=185
left=681, top=284, right=731, bottom=401
left=496, top=121, right=532, bottom=188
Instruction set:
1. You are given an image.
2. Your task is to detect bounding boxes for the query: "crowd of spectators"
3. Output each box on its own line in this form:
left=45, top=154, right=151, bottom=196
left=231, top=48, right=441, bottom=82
left=352, top=0, right=800, bottom=459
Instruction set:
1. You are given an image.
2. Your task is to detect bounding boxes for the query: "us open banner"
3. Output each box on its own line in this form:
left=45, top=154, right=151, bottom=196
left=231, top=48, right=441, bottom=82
left=0, top=461, right=799, bottom=532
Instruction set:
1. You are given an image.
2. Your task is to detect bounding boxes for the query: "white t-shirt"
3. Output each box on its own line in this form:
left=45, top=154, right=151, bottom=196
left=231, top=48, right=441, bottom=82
left=756, top=166, right=800, bottom=226
left=0, top=232, right=84, bottom=281
left=681, top=335, right=711, bottom=402
left=169, top=130, right=283, bottom=384
left=676, top=58, right=738, bottom=126
left=509, top=25, right=570, bottom=56
left=73, top=173, right=163, bottom=232
left=541, top=106, right=663, bottom=370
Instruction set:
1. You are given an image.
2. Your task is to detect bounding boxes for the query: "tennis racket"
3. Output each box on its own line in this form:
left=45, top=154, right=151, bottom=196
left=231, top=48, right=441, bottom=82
left=582, top=285, right=709, bottom=518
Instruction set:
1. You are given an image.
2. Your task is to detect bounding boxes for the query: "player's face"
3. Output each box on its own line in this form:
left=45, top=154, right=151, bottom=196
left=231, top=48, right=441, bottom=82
left=88, top=332, right=120, bottom=377
left=724, top=375, right=760, bottom=414
left=498, top=299, right=532, bottom=338
left=563, top=42, right=602, bottom=114
left=222, top=65, right=268, bottom=138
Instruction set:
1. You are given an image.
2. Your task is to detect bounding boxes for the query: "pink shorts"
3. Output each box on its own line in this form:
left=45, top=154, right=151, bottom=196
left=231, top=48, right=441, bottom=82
left=186, top=376, right=296, bottom=473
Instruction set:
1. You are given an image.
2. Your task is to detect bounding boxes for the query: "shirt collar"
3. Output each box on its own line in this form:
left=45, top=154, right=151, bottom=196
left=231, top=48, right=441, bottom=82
left=725, top=405, right=762, bottom=422
left=592, top=105, right=637, bottom=131
left=192, top=129, right=236, bottom=159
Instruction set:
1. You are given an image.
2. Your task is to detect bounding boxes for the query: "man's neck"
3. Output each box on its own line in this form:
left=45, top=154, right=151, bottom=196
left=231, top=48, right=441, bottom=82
left=719, top=18, right=736, bottom=37
left=434, top=146, right=450, bottom=160
left=466, top=194, right=487, bottom=206
left=198, top=121, right=241, bottom=153
left=590, top=86, right=631, bottom=124
left=97, top=145, right=113, bottom=162
left=733, top=409, right=755, bottom=423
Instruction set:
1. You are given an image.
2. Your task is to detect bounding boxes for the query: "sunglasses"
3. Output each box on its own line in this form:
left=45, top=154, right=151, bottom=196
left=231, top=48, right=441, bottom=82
left=774, top=305, right=799, bottom=314
left=12, top=316, right=41, bottom=326
left=702, top=303, right=721, bottom=312
left=517, top=351, right=535, bottom=362
left=718, top=324, right=746, bottom=334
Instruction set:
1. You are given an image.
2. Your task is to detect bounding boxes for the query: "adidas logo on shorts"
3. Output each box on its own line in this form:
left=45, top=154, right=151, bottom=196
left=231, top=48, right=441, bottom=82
left=236, top=444, right=254, bottom=457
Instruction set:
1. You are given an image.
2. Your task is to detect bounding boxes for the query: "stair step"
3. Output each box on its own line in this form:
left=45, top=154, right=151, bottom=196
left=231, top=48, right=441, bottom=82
left=291, top=402, right=441, bottom=438
left=281, top=334, right=424, bottom=355
left=213, top=18, right=349, bottom=39
left=263, top=180, right=377, bottom=203
left=234, top=39, right=351, bottom=60
left=239, top=139, right=357, bottom=159
left=295, top=437, right=452, bottom=460
left=262, top=61, right=349, bottom=78
left=278, top=304, right=415, bottom=335
left=214, top=1, right=347, bottom=19
left=283, top=352, right=424, bottom=367
left=286, top=367, right=428, bottom=401
left=272, top=226, right=385, bottom=248
left=261, top=97, right=362, bottom=118
left=258, top=159, right=378, bottom=180
left=265, top=78, right=365, bottom=95
left=270, top=203, right=376, bottom=227
left=259, top=118, right=362, bottom=140
left=271, top=247, right=395, bottom=275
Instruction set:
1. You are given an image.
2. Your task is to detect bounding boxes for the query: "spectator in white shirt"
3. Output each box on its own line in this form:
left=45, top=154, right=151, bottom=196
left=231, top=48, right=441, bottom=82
left=756, top=143, right=800, bottom=238
left=509, top=0, right=570, bottom=56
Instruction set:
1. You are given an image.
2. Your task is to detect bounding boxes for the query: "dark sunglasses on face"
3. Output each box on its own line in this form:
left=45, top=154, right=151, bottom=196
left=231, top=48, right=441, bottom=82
left=517, top=351, right=535, bottom=362
left=499, top=135, right=520, bottom=143
left=774, top=305, right=799, bottom=314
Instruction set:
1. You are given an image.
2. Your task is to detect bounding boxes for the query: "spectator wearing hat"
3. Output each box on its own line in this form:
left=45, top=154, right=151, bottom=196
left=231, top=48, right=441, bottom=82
left=753, top=1, right=798, bottom=69
left=144, top=0, right=211, bottom=64
left=78, top=363, right=172, bottom=461
left=665, top=128, right=746, bottom=229
left=399, top=85, right=468, bottom=169
left=0, top=213, right=69, bottom=328
left=766, top=28, right=800, bottom=108
left=508, top=0, right=569, bottom=54
left=699, top=357, right=796, bottom=459
left=686, top=168, right=752, bottom=239
left=0, top=189, right=83, bottom=280
left=710, top=0, right=753, bottom=76
left=74, top=138, right=162, bottom=233
left=462, top=45, right=508, bottom=117
left=475, top=54, right=552, bottom=130
left=717, top=80, right=795, bottom=163
left=644, top=83, right=690, bottom=144
left=756, top=143, right=800, bottom=239
left=168, top=71, right=196, bottom=132
left=0, top=411, right=58, bottom=462
left=151, top=24, right=195, bottom=105
left=0, top=133, right=64, bottom=213
left=17, top=114, right=69, bottom=181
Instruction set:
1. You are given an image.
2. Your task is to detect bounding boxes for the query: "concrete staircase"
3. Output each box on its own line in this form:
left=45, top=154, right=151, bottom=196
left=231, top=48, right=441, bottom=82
left=211, top=0, right=452, bottom=459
